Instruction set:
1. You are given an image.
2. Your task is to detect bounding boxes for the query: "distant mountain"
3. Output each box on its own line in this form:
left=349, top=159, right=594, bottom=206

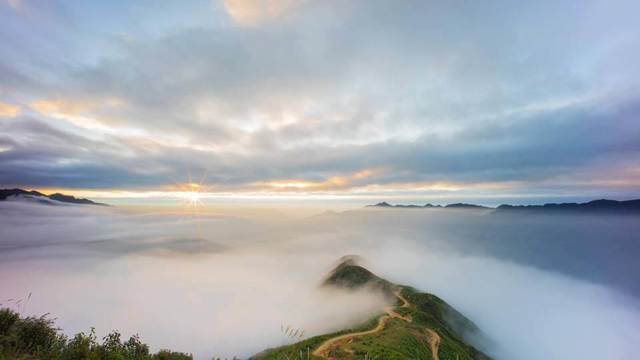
left=445, top=203, right=489, bottom=209
left=366, top=201, right=486, bottom=209
left=495, top=199, right=640, bottom=214
left=254, top=256, right=491, bottom=360
left=366, top=202, right=444, bottom=208
left=0, top=188, right=108, bottom=206
left=366, top=199, right=640, bottom=214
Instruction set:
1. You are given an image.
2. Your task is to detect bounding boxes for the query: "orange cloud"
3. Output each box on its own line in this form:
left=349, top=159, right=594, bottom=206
left=253, top=168, right=381, bottom=192
left=0, top=102, right=21, bottom=117
left=31, top=99, right=95, bottom=116
left=355, top=181, right=520, bottom=193
left=30, top=97, right=127, bottom=132
left=223, top=0, right=306, bottom=25
left=31, top=97, right=125, bottom=116
left=253, top=177, right=519, bottom=195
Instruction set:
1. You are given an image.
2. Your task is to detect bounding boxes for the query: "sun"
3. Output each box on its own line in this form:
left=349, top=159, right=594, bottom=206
left=182, top=183, right=203, bottom=205
left=184, top=191, right=201, bottom=204
left=170, top=169, right=209, bottom=211
left=170, top=174, right=209, bottom=239
left=179, top=183, right=202, bottom=206
left=167, top=170, right=212, bottom=237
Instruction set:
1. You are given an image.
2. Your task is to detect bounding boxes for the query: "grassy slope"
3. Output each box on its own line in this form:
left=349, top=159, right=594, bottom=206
left=254, top=261, right=491, bottom=360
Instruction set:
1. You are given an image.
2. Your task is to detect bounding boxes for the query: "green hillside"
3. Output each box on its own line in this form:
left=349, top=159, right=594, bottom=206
left=254, top=257, right=491, bottom=360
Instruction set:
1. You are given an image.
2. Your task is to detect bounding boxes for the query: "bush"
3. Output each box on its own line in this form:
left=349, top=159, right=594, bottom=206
left=0, top=308, right=193, bottom=360
left=0, top=309, right=66, bottom=359
left=0, top=309, right=19, bottom=336
left=152, top=349, right=193, bottom=360
left=13, top=314, right=61, bottom=353
left=60, top=329, right=99, bottom=360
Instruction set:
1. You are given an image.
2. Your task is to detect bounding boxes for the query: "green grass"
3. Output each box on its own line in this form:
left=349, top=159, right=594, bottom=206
left=254, top=316, right=382, bottom=360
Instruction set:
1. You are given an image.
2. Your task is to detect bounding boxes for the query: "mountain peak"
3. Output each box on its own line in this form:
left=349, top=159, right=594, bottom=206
left=322, top=255, right=394, bottom=293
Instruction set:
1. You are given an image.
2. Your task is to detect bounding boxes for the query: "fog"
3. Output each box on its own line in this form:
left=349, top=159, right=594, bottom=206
left=1, top=200, right=639, bottom=359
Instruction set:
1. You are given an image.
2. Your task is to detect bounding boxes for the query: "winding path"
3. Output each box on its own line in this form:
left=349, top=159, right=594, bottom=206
left=425, top=328, right=441, bottom=360
left=312, top=288, right=411, bottom=359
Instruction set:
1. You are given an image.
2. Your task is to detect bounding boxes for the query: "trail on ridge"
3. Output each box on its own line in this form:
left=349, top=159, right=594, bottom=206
left=425, top=328, right=441, bottom=360
left=312, top=287, right=419, bottom=359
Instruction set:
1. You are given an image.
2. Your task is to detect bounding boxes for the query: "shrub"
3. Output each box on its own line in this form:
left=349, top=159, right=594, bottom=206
left=0, top=307, right=193, bottom=360
left=153, top=349, right=193, bottom=360
left=60, top=329, right=99, bottom=360
left=0, top=309, right=19, bottom=336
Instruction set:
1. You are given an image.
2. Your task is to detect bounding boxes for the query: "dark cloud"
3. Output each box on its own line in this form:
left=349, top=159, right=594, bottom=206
left=1, top=96, right=639, bottom=194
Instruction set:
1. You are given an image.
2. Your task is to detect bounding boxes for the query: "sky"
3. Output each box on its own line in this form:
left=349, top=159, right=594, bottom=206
left=1, top=0, right=640, bottom=204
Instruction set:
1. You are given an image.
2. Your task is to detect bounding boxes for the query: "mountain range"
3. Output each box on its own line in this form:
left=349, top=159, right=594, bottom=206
left=367, top=199, right=640, bottom=214
left=0, top=188, right=107, bottom=206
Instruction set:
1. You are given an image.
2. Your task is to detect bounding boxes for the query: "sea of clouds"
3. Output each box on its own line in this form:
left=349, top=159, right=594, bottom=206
left=0, top=199, right=639, bottom=359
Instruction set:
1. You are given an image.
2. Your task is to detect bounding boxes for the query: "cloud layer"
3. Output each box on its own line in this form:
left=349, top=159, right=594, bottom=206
left=0, top=202, right=639, bottom=359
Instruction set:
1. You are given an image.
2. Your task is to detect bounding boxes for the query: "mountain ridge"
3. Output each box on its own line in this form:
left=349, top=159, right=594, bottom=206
left=366, top=199, right=640, bottom=214
left=254, top=256, right=491, bottom=360
left=0, top=188, right=108, bottom=206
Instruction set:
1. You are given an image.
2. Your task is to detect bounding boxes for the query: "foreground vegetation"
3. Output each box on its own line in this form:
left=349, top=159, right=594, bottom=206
left=0, top=308, right=192, bottom=360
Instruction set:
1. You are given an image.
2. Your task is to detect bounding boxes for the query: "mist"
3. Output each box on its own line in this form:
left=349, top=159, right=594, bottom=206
left=1, top=200, right=639, bottom=359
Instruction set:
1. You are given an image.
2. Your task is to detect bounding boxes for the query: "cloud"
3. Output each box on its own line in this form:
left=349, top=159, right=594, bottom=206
left=370, top=247, right=640, bottom=360
left=0, top=202, right=639, bottom=359
left=1, top=96, right=639, bottom=199
left=6, top=0, right=22, bottom=10
left=1, top=0, right=639, bottom=198
left=223, top=0, right=307, bottom=25
left=29, top=97, right=136, bottom=134
left=31, top=98, right=95, bottom=117
left=0, top=101, right=20, bottom=117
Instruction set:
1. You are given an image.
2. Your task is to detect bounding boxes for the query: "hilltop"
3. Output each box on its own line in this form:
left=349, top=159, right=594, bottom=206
left=0, top=188, right=108, bottom=206
left=253, top=256, right=491, bottom=360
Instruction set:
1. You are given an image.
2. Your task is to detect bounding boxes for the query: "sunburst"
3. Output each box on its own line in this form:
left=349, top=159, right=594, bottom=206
left=170, top=171, right=210, bottom=239
left=180, top=182, right=203, bottom=206
left=172, top=170, right=208, bottom=207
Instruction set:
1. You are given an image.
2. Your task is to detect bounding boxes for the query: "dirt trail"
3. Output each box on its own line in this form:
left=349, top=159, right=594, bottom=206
left=425, top=328, right=441, bottom=360
left=312, top=288, right=411, bottom=359
left=388, top=288, right=411, bottom=321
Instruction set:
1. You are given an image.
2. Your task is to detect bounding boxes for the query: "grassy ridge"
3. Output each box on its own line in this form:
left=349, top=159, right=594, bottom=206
left=255, top=261, right=491, bottom=360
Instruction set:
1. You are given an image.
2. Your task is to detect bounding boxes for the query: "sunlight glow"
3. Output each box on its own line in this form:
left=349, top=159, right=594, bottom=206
left=0, top=102, right=21, bottom=117
left=184, top=191, right=202, bottom=204
left=176, top=182, right=205, bottom=206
